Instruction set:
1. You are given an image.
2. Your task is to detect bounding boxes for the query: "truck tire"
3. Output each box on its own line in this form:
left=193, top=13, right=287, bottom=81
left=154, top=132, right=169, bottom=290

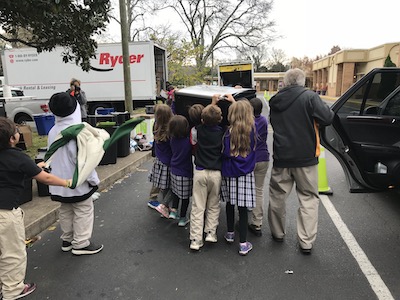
left=15, top=113, right=33, bottom=124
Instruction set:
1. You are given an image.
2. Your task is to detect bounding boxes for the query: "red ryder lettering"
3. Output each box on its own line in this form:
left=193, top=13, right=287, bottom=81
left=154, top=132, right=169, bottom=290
left=99, top=53, right=144, bottom=67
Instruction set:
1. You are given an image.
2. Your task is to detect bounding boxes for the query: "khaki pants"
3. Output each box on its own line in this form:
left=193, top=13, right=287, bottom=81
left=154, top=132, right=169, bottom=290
left=0, top=208, right=26, bottom=299
left=190, top=169, right=221, bottom=242
left=59, top=196, right=94, bottom=249
left=250, top=161, right=269, bottom=227
left=268, top=165, right=320, bottom=249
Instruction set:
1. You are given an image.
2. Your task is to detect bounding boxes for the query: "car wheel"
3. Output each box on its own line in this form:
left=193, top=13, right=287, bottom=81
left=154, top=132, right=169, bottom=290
left=15, top=114, right=33, bottom=124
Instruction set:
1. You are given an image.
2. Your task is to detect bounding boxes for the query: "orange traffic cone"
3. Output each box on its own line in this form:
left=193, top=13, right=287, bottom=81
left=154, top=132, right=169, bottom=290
left=318, top=146, right=333, bottom=195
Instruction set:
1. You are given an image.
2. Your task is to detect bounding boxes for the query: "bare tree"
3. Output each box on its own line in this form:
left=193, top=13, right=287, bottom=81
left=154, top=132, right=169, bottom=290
left=266, top=48, right=288, bottom=71
left=157, top=0, right=275, bottom=71
left=236, top=44, right=269, bottom=72
left=290, top=56, right=314, bottom=74
left=149, top=27, right=206, bottom=86
left=110, top=0, right=156, bottom=41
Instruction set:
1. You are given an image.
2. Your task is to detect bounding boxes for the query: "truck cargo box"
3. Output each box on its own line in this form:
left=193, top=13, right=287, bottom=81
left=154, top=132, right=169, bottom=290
left=1, top=41, right=168, bottom=113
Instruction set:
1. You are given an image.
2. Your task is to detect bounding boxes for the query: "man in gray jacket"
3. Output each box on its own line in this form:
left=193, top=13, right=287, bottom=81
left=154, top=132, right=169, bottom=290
left=268, top=68, right=334, bottom=254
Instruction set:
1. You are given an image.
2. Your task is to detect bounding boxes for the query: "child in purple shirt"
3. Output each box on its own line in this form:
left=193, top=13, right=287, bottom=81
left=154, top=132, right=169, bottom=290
left=149, top=104, right=173, bottom=218
left=168, top=115, right=193, bottom=226
left=248, top=97, right=270, bottom=236
left=220, top=98, right=256, bottom=256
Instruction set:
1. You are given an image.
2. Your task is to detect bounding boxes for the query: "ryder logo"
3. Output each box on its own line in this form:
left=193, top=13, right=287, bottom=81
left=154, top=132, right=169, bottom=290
left=90, top=53, right=145, bottom=72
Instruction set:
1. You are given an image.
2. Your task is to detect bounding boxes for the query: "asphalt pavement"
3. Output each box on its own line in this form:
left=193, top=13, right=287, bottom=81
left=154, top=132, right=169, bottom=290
left=21, top=94, right=400, bottom=300
left=22, top=149, right=152, bottom=240
left=24, top=158, right=385, bottom=300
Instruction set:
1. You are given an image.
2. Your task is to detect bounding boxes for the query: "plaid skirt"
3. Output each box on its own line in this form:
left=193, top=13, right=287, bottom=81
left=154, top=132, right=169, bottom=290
left=220, top=172, right=256, bottom=208
left=171, top=173, right=193, bottom=200
left=148, top=158, right=170, bottom=190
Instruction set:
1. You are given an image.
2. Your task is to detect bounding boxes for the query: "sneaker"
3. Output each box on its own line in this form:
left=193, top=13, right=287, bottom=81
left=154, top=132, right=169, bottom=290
left=178, top=217, right=190, bottom=227
left=271, top=235, right=284, bottom=242
left=169, top=210, right=179, bottom=220
left=155, top=204, right=169, bottom=218
left=239, top=241, right=253, bottom=256
left=61, top=240, right=73, bottom=252
left=147, top=200, right=160, bottom=209
left=248, top=224, right=262, bottom=237
left=6, top=283, right=36, bottom=300
left=300, top=246, right=312, bottom=255
left=189, top=240, right=204, bottom=251
left=71, top=243, right=104, bottom=256
left=205, top=231, right=217, bottom=243
left=224, top=232, right=235, bottom=243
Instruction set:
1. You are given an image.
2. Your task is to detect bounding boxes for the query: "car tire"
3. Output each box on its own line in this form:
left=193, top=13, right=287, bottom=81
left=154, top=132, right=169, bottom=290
left=15, top=114, right=33, bottom=124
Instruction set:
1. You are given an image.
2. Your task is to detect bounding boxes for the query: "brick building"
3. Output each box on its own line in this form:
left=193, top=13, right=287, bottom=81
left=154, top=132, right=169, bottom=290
left=312, top=42, right=400, bottom=97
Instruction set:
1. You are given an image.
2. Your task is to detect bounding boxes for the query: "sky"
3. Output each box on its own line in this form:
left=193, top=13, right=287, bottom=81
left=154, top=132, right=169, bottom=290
left=107, top=0, right=400, bottom=61
left=271, top=0, right=400, bottom=59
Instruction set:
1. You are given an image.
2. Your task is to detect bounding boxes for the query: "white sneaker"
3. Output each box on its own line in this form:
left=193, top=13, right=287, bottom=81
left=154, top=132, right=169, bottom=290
left=205, top=232, right=217, bottom=243
left=190, top=240, right=204, bottom=251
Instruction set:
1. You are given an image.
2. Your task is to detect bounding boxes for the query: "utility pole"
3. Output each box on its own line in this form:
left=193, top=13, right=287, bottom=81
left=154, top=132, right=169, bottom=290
left=211, top=36, right=214, bottom=85
left=119, top=0, right=133, bottom=114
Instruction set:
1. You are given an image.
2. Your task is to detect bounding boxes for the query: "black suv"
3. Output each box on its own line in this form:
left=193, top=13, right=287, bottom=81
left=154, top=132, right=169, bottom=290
left=321, top=68, right=400, bottom=192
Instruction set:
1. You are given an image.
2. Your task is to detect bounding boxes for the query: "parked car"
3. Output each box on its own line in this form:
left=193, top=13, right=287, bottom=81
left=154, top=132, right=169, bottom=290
left=0, top=86, right=48, bottom=124
left=320, top=68, right=400, bottom=192
left=0, top=86, right=25, bottom=97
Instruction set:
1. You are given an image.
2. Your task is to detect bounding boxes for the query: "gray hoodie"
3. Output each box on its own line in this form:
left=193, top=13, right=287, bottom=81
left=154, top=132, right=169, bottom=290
left=269, top=85, right=334, bottom=168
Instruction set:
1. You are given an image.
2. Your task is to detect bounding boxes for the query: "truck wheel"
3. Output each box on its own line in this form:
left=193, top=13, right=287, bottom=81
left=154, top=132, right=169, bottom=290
left=15, top=114, right=33, bottom=124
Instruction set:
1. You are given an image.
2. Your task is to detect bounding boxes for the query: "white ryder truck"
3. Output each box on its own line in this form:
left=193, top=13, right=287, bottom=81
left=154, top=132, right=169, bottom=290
left=1, top=41, right=168, bottom=114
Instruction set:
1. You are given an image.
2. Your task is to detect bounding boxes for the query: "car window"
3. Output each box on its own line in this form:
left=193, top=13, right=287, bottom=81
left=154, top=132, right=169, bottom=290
left=337, top=72, right=400, bottom=116
left=381, top=91, right=400, bottom=116
left=0, top=89, right=25, bottom=97
left=14, top=90, right=24, bottom=96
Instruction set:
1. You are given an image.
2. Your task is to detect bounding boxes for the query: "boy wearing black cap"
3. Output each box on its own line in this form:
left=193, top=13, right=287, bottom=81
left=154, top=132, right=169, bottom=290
left=48, top=92, right=103, bottom=255
left=0, top=117, right=71, bottom=300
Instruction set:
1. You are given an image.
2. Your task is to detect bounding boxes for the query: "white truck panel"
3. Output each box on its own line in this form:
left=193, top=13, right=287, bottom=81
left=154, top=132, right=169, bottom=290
left=2, top=42, right=162, bottom=102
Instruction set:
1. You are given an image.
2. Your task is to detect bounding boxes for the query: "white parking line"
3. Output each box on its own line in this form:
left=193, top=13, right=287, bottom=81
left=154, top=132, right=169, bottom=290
left=320, top=195, right=394, bottom=300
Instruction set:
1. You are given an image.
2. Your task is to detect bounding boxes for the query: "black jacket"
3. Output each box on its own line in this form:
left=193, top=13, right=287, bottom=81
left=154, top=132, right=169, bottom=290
left=269, top=85, right=334, bottom=168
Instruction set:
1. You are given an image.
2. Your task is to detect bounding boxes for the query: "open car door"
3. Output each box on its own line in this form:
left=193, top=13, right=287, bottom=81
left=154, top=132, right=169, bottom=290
left=320, top=68, right=400, bottom=192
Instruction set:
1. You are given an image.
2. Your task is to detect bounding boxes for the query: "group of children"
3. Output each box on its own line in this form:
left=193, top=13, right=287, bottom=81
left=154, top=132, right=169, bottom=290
left=148, top=94, right=270, bottom=256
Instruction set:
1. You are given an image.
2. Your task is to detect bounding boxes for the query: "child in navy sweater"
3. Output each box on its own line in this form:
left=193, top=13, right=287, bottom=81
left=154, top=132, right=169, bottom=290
left=168, top=115, right=193, bottom=226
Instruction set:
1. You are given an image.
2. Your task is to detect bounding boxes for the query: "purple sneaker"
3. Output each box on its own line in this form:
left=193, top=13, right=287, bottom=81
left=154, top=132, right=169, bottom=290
left=224, top=232, right=235, bottom=243
left=239, top=241, right=253, bottom=256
